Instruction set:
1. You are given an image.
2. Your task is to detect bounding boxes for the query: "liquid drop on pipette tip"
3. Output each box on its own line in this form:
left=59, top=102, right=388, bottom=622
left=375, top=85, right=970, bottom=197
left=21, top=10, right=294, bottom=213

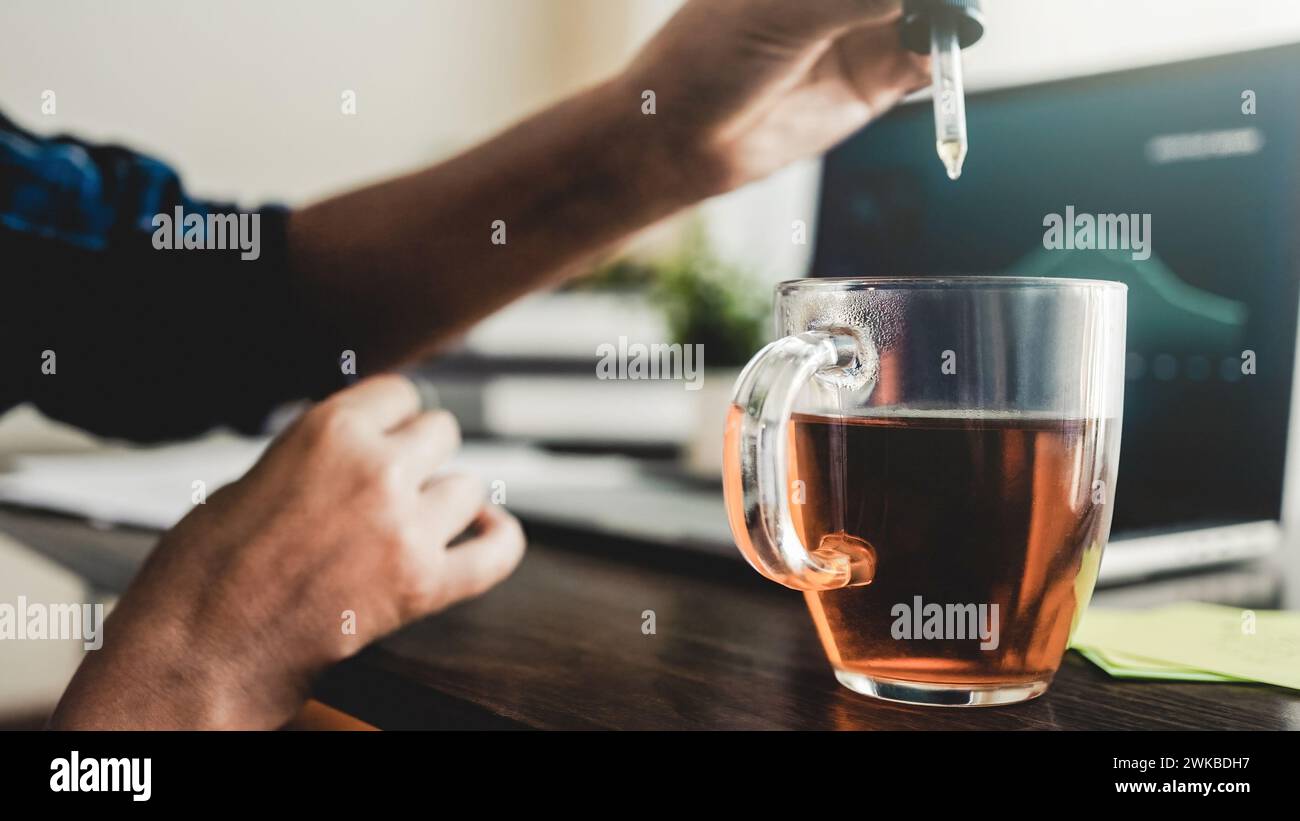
left=937, top=140, right=966, bottom=180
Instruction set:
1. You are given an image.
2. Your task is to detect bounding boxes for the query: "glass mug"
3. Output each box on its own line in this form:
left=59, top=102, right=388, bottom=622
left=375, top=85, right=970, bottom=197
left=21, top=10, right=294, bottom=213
left=723, top=277, right=1126, bottom=706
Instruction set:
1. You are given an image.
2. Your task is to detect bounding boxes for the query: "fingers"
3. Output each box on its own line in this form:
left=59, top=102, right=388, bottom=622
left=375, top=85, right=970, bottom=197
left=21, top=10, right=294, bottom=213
left=817, top=21, right=930, bottom=114
left=422, top=473, right=487, bottom=546
left=390, top=410, right=461, bottom=484
left=437, top=506, right=526, bottom=605
left=329, top=374, right=422, bottom=432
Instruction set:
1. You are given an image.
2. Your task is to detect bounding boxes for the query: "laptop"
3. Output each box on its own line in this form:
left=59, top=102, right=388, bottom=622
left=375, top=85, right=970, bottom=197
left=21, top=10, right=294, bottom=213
left=502, top=43, right=1300, bottom=586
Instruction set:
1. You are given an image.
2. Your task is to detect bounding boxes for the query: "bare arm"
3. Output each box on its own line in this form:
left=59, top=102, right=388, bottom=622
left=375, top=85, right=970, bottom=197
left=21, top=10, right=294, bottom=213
left=287, top=76, right=702, bottom=366
left=288, top=0, right=928, bottom=369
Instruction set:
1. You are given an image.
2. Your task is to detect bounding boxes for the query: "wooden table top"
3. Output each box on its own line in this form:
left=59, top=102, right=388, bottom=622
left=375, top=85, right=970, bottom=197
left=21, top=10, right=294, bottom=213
left=4, top=506, right=1297, bottom=730
left=314, top=534, right=1300, bottom=730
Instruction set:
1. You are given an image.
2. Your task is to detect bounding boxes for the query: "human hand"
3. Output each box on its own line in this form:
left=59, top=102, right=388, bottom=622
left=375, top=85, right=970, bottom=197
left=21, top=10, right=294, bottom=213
left=624, top=0, right=929, bottom=194
left=51, top=375, right=525, bottom=729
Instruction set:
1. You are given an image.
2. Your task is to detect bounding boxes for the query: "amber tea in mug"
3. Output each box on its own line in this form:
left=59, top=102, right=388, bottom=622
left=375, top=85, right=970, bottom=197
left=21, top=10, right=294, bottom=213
left=723, top=277, right=1125, bottom=706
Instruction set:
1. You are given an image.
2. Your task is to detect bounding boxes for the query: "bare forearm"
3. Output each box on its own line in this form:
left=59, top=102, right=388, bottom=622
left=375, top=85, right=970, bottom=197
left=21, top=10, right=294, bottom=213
left=284, top=0, right=927, bottom=373
left=287, top=75, right=716, bottom=370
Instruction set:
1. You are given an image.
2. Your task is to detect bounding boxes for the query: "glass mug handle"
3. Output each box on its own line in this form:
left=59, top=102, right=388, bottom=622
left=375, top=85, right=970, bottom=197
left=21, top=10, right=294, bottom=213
left=726, top=329, right=878, bottom=592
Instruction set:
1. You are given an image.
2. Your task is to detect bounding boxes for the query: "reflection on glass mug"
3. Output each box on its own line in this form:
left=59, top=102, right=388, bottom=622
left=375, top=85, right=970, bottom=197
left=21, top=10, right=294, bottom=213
left=723, top=277, right=1126, bottom=706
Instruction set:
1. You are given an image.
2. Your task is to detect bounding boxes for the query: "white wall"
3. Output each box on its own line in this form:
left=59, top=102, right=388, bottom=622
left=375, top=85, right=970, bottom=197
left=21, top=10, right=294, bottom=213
left=967, top=0, right=1300, bottom=91
left=0, top=0, right=670, bottom=205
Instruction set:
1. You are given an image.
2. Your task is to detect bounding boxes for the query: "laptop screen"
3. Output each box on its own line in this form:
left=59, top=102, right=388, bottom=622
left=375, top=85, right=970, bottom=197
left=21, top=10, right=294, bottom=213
left=812, top=43, right=1300, bottom=535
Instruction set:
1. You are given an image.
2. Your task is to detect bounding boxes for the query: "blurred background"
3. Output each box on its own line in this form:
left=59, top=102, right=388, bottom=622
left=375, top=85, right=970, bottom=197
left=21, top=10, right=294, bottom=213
left=3, top=0, right=1300, bottom=726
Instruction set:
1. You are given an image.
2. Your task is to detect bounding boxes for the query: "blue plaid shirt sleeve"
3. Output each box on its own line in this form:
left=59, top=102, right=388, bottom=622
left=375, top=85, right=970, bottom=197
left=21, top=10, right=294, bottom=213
left=0, top=110, right=347, bottom=440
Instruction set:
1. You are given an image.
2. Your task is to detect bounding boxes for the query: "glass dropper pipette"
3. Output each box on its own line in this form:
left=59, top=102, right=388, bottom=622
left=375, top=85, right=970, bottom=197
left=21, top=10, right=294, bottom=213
left=900, top=0, right=985, bottom=181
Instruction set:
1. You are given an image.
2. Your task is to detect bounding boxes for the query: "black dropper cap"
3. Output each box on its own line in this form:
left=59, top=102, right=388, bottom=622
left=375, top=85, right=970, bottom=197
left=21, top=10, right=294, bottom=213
left=900, top=0, right=985, bottom=54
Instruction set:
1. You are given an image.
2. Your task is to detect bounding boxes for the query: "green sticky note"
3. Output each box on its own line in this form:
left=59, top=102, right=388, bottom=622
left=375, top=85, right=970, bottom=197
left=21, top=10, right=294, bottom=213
left=1073, top=603, right=1300, bottom=690
left=1073, top=645, right=1241, bottom=682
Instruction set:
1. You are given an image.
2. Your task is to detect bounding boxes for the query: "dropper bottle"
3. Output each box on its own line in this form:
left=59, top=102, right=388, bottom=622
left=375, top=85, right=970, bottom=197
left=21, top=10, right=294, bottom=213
left=900, top=0, right=985, bottom=180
